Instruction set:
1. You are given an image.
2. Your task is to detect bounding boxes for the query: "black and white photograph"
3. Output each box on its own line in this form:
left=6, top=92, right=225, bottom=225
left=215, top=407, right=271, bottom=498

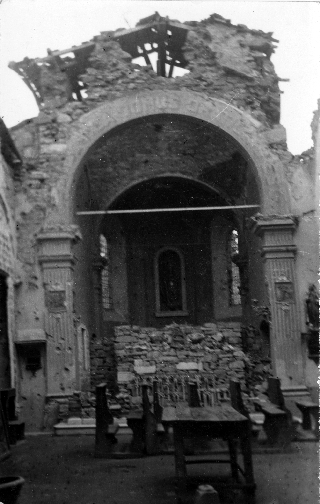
left=0, top=1, right=318, bottom=503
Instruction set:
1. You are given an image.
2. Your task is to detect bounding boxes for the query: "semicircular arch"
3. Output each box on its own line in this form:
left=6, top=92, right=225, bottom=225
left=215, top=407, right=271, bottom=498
left=57, top=89, right=290, bottom=223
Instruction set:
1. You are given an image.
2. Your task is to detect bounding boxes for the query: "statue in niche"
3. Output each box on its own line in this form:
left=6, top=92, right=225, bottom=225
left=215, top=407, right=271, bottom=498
left=158, top=249, right=183, bottom=312
left=306, top=284, right=319, bottom=330
left=305, top=284, right=319, bottom=363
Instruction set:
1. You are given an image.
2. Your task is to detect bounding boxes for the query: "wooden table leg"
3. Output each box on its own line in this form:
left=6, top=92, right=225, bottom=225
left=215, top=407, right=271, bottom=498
left=228, top=439, right=239, bottom=481
left=127, top=418, right=145, bottom=454
left=240, top=423, right=256, bottom=504
left=173, top=426, right=187, bottom=489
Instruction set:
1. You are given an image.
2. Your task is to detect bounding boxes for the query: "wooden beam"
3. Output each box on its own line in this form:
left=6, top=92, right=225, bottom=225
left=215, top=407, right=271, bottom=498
left=157, top=20, right=167, bottom=76
left=77, top=205, right=260, bottom=216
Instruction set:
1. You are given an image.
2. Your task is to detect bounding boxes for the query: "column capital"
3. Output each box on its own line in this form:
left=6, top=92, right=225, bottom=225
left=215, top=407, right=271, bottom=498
left=251, top=215, right=298, bottom=258
left=36, top=224, right=82, bottom=243
left=36, top=225, right=82, bottom=265
left=251, top=214, right=298, bottom=236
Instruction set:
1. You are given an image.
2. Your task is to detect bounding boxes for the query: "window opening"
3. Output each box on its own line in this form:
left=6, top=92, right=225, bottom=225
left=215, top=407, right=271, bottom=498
left=99, top=234, right=112, bottom=310
left=155, top=247, right=187, bottom=316
left=228, top=229, right=241, bottom=306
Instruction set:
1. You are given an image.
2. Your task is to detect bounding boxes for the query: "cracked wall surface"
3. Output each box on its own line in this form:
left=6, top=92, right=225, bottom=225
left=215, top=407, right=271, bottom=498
left=6, top=13, right=318, bottom=427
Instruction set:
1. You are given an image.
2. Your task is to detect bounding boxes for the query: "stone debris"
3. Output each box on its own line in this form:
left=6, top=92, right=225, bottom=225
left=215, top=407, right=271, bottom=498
left=2, top=12, right=317, bottom=433
left=114, top=322, right=250, bottom=405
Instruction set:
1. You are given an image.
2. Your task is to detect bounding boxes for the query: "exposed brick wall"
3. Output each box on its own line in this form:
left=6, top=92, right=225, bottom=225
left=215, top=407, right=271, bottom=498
left=90, top=332, right=117, bottom=393
left=79, top=18, right=281, bottom=126
left=8, top=13, right=316, bottom=430
left=43, top=391, right=96, bottom=430
left=113, top=322, right=249, bottom=391
left=241, top=324, right=272, bottom=392
left=8, top=13, right=292, bottom=302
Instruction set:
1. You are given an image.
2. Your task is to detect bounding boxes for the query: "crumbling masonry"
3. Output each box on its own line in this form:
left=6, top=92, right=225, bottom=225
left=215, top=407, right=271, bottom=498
left=0, top=13, right=318, bottom=430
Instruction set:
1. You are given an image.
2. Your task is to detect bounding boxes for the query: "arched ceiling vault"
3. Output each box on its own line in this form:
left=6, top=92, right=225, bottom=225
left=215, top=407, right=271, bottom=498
left=74, top=114, right=259, bottom=218
left=53, top=90, right=292, bottom=225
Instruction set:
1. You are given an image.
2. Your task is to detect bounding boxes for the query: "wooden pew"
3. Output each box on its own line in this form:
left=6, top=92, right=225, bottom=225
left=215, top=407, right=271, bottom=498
left=229, top=380, right=249, bottom=418
left=127, top=383, right=159, bottom=455
left=253, top=378, right=294, bottom=448
left=94, top=383, right=119, bottom=457
left=295, top=399, right=319, bottom=439
left=0, top=388, right=25, bottom=444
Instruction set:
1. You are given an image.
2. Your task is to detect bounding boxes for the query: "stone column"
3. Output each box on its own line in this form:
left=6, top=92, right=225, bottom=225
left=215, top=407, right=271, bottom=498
left=253, top=216, right=305, bottom=390
left=37, top=226, right=81, bottom=396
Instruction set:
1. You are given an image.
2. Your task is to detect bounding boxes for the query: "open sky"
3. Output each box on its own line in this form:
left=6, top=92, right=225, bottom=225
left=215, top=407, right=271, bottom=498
left=0, top=0, right=319, bottom=154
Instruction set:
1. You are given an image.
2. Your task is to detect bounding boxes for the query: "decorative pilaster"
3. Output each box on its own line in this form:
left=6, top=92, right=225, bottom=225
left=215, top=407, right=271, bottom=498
left=253, top=216, right=304, bottom=389
left=37, top=226, right=81, bottom=395
left=91, top=258, right=105, bottom=339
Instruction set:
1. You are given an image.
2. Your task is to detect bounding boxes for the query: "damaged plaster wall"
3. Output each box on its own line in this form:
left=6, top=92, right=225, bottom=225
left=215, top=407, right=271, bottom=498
left=0, top=150, right=17, bottom=389
left=7, top=13, right=318, bottom=425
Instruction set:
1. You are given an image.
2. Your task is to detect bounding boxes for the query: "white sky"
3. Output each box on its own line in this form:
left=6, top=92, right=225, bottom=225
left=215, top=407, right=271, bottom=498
left=0, top=0, right=319, bottom=154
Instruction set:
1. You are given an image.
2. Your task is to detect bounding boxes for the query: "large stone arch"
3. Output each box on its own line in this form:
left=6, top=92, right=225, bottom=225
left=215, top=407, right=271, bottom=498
left=54, top=89, right=291, bottom=224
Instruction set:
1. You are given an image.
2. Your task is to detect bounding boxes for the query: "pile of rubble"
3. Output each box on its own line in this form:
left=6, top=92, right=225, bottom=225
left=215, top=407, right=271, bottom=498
left=114, top=322, right=252, bottom=403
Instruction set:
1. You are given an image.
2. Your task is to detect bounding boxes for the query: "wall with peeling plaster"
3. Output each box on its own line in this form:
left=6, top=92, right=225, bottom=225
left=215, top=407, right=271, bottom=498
left=0, top=153, right=16, bottom=389
left=6, top=14, right=319, bottom=429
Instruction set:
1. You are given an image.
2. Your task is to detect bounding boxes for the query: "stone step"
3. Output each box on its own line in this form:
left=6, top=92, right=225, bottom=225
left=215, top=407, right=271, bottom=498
left=54, top=417, right=131, bottom=436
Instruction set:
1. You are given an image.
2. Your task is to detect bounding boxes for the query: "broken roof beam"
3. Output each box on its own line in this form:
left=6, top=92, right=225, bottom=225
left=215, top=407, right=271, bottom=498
left=9, top=42, right=95, bottom=105
left=38, top=42, right=95, bottom=63
left=9, top=59, right=43, bottom=106
left=157, top=20, right=167, bottom=77
left=114, top=18, right=189, bottom=75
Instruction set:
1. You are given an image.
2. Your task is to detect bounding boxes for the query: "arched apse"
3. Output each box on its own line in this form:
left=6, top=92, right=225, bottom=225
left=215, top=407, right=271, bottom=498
left=51, top=89, right=291, bottom=224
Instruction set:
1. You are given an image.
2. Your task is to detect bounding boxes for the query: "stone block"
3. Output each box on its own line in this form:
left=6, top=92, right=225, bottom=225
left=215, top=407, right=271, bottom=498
left=213, top=333, right=223, bottom=342
left=82, top=417, right=96, bottom=425
left=203, top=323, right=217, bottom=331
left=34, top=112, right=53, bottom=124
left=131, top=397, right=142, bottom=406
left=23, top=146, right=37, bottom=158
left=221, top=330, right=234, bottom=337
left=117, top=371, right=134, bottom=383
left=189, top=332, right=205, bottom=343
left=56, top=112, right=72, bottom=123
left=176, top=362, right=199, bottom=371
left=264, top=125, right=287, bottom=145
left=67, top=417, right=82, bottom=425
left=41, top=143, right=67, bottom=154
left=229, top=360, right=245, bottom=370
left=134, top=365, right=156, bottom=374
left=195, top=484, right=220, bottom=504
left=221, top=62, right=255, bottom=80
left=228, top=337, right=241, bottom=345
left=233, top=350, right=245, bottom=359
left=117, top=336, right=135, bottom=343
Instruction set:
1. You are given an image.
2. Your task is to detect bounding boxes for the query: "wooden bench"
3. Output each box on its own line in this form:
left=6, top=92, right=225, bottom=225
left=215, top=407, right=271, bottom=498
left=94, top=383, right=119, bottom=457
left=127, top=383, right=160, bottom=455
left=295, top=400, right=319, bottom=439
left=253, top=378, right=294, bottom=448
left=0, top=388, right=25, bottom=445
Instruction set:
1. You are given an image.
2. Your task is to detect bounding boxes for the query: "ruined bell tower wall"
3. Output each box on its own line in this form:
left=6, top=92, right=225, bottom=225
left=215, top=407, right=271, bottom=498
left=7, top=13, right=318, bottom=428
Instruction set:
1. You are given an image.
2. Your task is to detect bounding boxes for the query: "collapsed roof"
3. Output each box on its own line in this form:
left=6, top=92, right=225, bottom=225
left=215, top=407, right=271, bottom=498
left=9, top=12, right=279, bottom=107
